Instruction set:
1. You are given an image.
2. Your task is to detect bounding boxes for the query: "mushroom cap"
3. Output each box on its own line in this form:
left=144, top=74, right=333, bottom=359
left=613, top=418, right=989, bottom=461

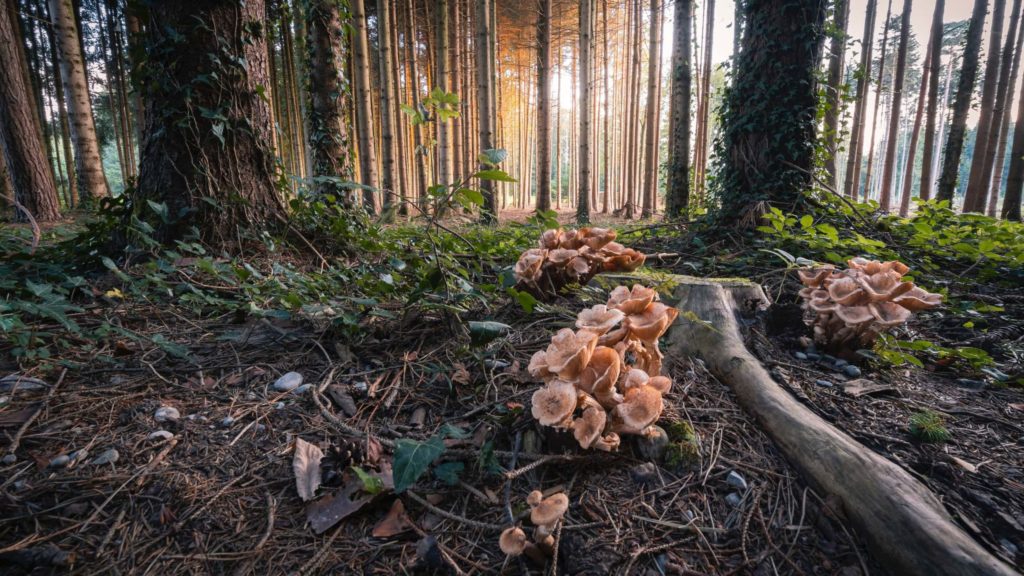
left=834, top=304, right=874, bottom=325
left=526, top=490, right=544, bottom=506
left=593, top=432, right=621, bottom=451
left=573, top=405, right=608, bottom=449
left=869, top=301, right=912, bottom=327
left=580, top=227, right=617, bottom=250
left=577, top=346, right=622, bottom=397
left=530, top=380, right=578, bottom=427
left=608, top=285, right=658, bottom=315
left=530, top=492, right=569, bottom=527
left=545, top=329, right=599, bottom=380
left=528, top=350, right=555, bottom=382
left=514, top=249, right=547, bottom=283
left=893, top=286, right=942, bottom=311
left=620, top=368, right=650, bottom=392
left=548, top=248, right=579, bottom=264
left=539, top=229, right=564, bottom=249
left=568, top=256, right=591, bottom=278
left=499, top=527, right=529, bottom=556
left=627, top=302, right=679, bottom=341
left=603, top=249, right=646, bottom=272
left=827, top=277, right=866, bottom=305
left=576, top=304, right=626, bottom=335
left=857, top=272, right=914, bottom=301
left=611, top=385, right=664, bottom=435
left=647, top=375, right=672, bottom=395
left=559, top=229, right=585, bottom=249
left=797, top=266, right=835, bottom=287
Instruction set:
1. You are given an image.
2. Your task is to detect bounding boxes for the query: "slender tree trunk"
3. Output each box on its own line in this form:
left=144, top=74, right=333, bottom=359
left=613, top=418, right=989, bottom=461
left=448, top=0, right=462, bottom=180
left=601, top=0, right=610, bottom=213
left=45, top=5, right=77, bottom=207
left=351, top=0, right=378, bottom=210
left=377, top=0, right=398, bottom=211
left=899, top=43, right=930, bottom=216
left=863, top=0, right=893, bottom=201
left=823, top=0, right=850, bottom=188
left=555, top=39, right=562, bottom=210
left=132, top=0, right=285, bottom=246
left=988, top=12, right=1024, bottom=216
left=879, top=0, right=912, bottom=212
left=984, top=0, right=1024, bottom=215
left=666, top=0, right=693, bottom=217
left=937, top=0, right=989, bottom=203
left=535, top=0, right=552, bottom=212
left=1004, top=69, right=1024, bottom=219
left=476, top=0, right=497, bottom=222
left=577, top=0, right=593, bottom=224
left=843, top=0, right=877, bottom=198
left=694, top=0, right=715, bottom=201
left=641, top=0, right=663, bottom=217
left=918, top=0, right=945, bottom=201
left=50, top=0, right=109, bottom=201
left=435, top=0, right=451, bottom=190
left=963, top=0, right=1010, bottom=212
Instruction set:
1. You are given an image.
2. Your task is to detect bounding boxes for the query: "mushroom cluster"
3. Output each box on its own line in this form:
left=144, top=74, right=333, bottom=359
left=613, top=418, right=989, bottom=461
left=499, top=490, right=569, bottom=562
left=798, top=257, right=942, bottom=351
left=513, top=227, right=646, bottom=300
left=528, top=284, right=679, bottom=450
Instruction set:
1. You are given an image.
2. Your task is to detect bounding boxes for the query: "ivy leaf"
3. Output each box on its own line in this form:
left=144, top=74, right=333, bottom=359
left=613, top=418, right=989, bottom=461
left=433, top=462, right=464, bottom=486
left=392, top=436, right=445, bottom=493
left=467, top=320, right=512, bottom=346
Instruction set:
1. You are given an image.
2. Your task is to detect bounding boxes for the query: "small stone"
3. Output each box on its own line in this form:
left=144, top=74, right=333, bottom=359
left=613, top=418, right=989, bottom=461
left=842, top=365, right=862, bottom=378
left=154, top=406, right=180, bottom=422
left=292, top=384, right=312, bottom=395
left=49, top=454, right=70, bottom=468
left=274, top=401, right=286, bottom=410
left=822, top=354, right=837, bottom=364
left=635, top=426, right=670, bottom=462
left=815, top=379, right=834, bottom=388
left=956, top=378, right=987, bottom=391
left=352, top=380, right=369, bottom=395
left=834, top=359, right=849, bottom=368
left=220, top=417, right=236, bottom=428
left=630, top=462, right=661, bottom=488
left=806, top=352, right=821, bottom=361
left=254, top=424, right=267, bottom=433
left=0, top=395, right=9, bottom=408
left=148, top=430, right=174, bottom=441
left=2, top=454, right=16, bottom=465
left=91, top=448, right=119, bottom=466
left=726, top=470, right=748, bottom=491
left=273, top=372, right=303, bottom=392
left=793, top=351, right=808, bottom=361
left=725, top=492, right=743, bottom=507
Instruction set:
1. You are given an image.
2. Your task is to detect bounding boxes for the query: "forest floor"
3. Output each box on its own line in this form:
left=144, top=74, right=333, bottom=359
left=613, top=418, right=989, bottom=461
left=0, top=204, right=1022, bottom=574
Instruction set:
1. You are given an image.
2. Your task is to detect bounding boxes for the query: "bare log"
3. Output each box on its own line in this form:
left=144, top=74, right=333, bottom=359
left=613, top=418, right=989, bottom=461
left=664, top=275, right=1015, bottom=576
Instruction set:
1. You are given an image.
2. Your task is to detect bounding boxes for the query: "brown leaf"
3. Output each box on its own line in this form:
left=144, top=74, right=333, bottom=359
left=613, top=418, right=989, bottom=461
left=452, top=363, right=471, bottom=385
left=372, top=499, right=414, bottom=538
left=293, top=438, right=324, bottom=502
left=364, top=437, right=383, bottom=467
left=306, top=483, right=372, bottom=534
left=0, top=407, right=37, bottom=427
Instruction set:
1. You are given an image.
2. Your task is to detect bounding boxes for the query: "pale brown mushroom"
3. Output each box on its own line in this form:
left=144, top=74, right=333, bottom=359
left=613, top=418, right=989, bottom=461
left=559, top=229, right=585, bottom=249
left=573, top=404, right=608, bottom=449
left=539, top=229, right=564, bottom=249
left=581, top=227, right=617, bottom=250
left=627, top=302, right=679, bottom=342
left=647, top=375, right=672, bottom=395
left=530, top=380, right=577, bottom=427
left=576, top=304, right=626, bottom=335
left=608, top=285, right=657, bottom=314
left=797, top=266, right=835, bottom=287
left=514, top=249, right=547, bottom=283
left=893, top=286, right=943, bottom=311
left=611, top=385, right=664, bottom=435
left=499, top=527, right=529, bottom=556
left=548, top=248, right=580, bottom=264
left=527, top=350, right=555, bottom=382
left=529, top=491, right=569, bottom=535
left=545, top=329, right=599, bottom=380
left=593, top=432, right=621, bottom=451
left=577, top=346, right=622, bottom=403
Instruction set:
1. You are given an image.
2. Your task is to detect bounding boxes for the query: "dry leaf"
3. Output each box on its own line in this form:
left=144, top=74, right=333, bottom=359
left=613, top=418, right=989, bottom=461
left=306, top=465, right=394, bottom=534
left=372, top=499, right=414, bottom=538
left=452, top=363, right=471, bottom=385
left=293, top=438, right=324, bottom=502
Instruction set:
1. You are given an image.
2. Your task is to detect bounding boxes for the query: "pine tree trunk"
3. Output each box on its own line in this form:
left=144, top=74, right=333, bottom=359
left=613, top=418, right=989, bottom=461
left=863, top=0, right=893, bottom=202
left=878, top=0, right=912, bottom=212
left=435, top=0, right=451, bottom=190
left=694, top=0, right=715, bottom=202
left=899, top=44, right=930, bottom=216
left=937, top=0, right=989, bottom=204
left=601, top=0, right=610, bottom=213
left=377, top=0, right=398, bottom=211
left=641, top=0, right=663, bottom=218
left=985, top=0, right=1024, bottom=215
left=535, top=0, right=552, bottom=212
left=823, top=0, right=849, bottom=188
left=476, top=0, right=497, bottom=222
left=918, top=0, right=945, bottom=201
left=988, top=13, right=1024, bottom=216
left=577, top=0, right=592, bottom=224
left=0, top=0, right=60, bottom=221
left=45, top=4, right=78, bottom=207
left=50, top=0, right=109, bottom=201
left=963, top=0, right=1010, bottom=212
left=132, top=0, right=286, bottom=246
left=351, top=0, right=379, bottom=211
left=842, top=0, right=877, bottom=198
left=666, top=0, right=693, bottom=217
left=1004, top=70, right=1024, bottom=219
left=126, top=10, right=144, bottom=148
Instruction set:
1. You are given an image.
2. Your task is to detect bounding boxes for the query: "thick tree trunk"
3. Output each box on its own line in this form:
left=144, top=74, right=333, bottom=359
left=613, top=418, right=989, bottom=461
left=718, top=0, right=827, bottom=225
left=937, top=0, right=988, bottom=204
left=963, top=0, right=1009, bottom=213
left=576, top=0, right=592, bottom=224
left=378, top=0, right=398, bottom=211
left=45, top=5, right=78, bottom=207
left=535, top=0, right=552, bottom=212
left=665, top=276, right=1017, bottom=576
left=126, top=10, right=144, bottom=148
left=823, top=0, right=849, bottom=188
left=132, top=0, right=286, bottom=246
left=918, top=0, right=944, bottom=201
left=640, top=0, right=663, bottom=218
left=351, top=0, right=378, bottom=211
left=0, top=0, right=60, bottom=221
left=878, top=0, right=912, bottom=212
left=665, top=0, right=693, bottom=217
left=50, top=0, right=109, bottom=201
left=986, top=0, right=1024, bottom=216
left=306, top=0, right=355, bottom=201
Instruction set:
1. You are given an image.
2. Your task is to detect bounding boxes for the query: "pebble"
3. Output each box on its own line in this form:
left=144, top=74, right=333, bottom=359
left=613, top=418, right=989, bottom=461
left=806, top=352, right=821, bottom=361
left=220, top=416, right=236, bottom=428
left=49, top=454, right=70, bottom=468
left=956, top=378, right=987, bottom=391
left=2, top=454, right=16, bottom=465
left=815, top=379, right=834, bottom=388
left=822, top=354, right=837, bottom=364
left=725, top=492, right=743, bottom=507
left=793, top=351, right=808, bottom=361
left=148, top=430, right=174, bottom=441
left=274, top=401, right=286, bottom=410
left=154, top=406, right=180, bottom=422
left=834, top=359, right=849, bottom=369
left=273, top=372, right=303, bottom=392
left=91, top=449, right=119, bottom=466
left=635, top=426, right=669, bottom=462
left=352, top=380, right=369, bottom=395
left=292, top=384, right=312, bottom=395
left=842, top=365, right=862, bottom=378
left=0, top=395, right=9, bottom=408
left=726, top=470, right=748, bottom=491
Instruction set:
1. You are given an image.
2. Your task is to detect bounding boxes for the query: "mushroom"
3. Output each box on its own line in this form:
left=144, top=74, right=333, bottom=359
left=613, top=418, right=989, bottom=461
left=559, top=229, right=585, bottom=249
left=611, top=385, right=664, bottom=435
left=528, top=491, right=569, bottom=536
left=608, top=285, right=657, bottom=314
left=527, top=350, right=555, bottom=382
left=530, top=380, right=577, bottom=427
left=593, top=432, right=621, bottom=451
left=545, top=329, right=599, bottom=380
left=647, top=375, right=672, bottom=395
left=576, top=304, right=626, bottom=336
left=797, top=266, right=835, bottom=287
left=627, top=302, right=679, bottom=342
left=894, top=286, right=943, bottom=311
left=548, top=248, right=580, bottom=265
left=580, top=227, right=617, bottom=250
left=539, top=229, right=564, bottom=249
left=514, top=249, right=547, bottom=283
left=573, top=403, right=608, bottom=449
left=577, top=346, right=622, bottom=404
left=499, top=527, right=529, bottom=556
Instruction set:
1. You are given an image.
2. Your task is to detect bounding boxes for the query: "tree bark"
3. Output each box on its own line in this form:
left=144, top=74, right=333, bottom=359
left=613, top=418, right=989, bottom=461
left=963, top=0, right=1010, bottom=213
left=535, top=0, right=552, bottom=212
left=936, top=0, right=989, bottom=204
left=351, top=0, right=378, bottom=211
left=693, top=0, right=715, bottom=202
left=918, top=0, right=945, bottom=201
left=435, top=0, right=451, bottom=190
left=44, top=1, right=78, bottom=207
left=1003, top=65, right=1024, bottom=220
left=0, top=0, right=60, bottom=221
left=823, top=0, right=849, bottom=189
left=640, top=0, right=663, bottom=218
left=988, top=6, right=1024, bottom=216
left=984, top=0, right=1024, bottom=215
left=576, top=0, right=592, bottom=224
left=862, top=0, right=893, bottom=202
left=378, top=0, right=398, bottom=211
left=666, top=0, right=693, bottom=217
left=475, top=0, right=497, bottom=222
left=899, top=43, right=930, bottom=216
left=50, top=0, right=109, bottom=201
left=878, top=0, right=912, bottom=212
left=132, top=0, right=286, bottom=247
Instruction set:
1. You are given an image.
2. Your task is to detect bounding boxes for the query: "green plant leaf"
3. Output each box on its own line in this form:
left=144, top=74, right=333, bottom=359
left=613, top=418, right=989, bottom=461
left=433, top=461, right=464, bottom=486
left=392, top=436, right=446, bottom=493
left=352, top=466, right=386, bottom=495
left=474, top=169, right=517, bottom=183
left=467, top=320, right=512, bottom=346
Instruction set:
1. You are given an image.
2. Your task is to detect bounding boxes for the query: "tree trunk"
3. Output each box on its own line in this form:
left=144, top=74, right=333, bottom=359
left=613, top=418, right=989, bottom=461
left=50, top=0, right=109, bottom=201
left=641, top=0, right=663, bottom=218
left=126, top=10, right=144, bottom=148
left=45, top=2, right=78, bottom=207
left=693, top=0, right=715, bottom=202
left=862, top=0, right=893, bottom=202
left=535, top=0, right=552, bottom=212
left=937, top=0, right=989, bottom=204
left=823, top=0, right=850, bottom=188
left=132, top=0, right=286, bottom=246
left=963, top=0, right=1011, bottom=212
left=435, top=0, right=451, bottom=190
left=985, top=0, right=1024, bottom=215
left=666, top=0, right=693, bottom=217
left=306, top=0, right=355, bottom=201
left=0, top=0, right=60, bottom=221
left=899, top=44, right=930, bottom=216
left=476, top=0, right=497, bottom=222
left=988, top=10, right=1024, bottom=216
left=717, top=0, right=828, bottom=225
left=878, top=0, right=912, bottom=212
left=577, top=0, right=593, bottom=224
left=843, top=0, right=877, bottom=198
left=918, top=0, right=945, bottom=201
left=378, top=0, right=398, bottom=211
left=351, top=0, right=378, bottom=211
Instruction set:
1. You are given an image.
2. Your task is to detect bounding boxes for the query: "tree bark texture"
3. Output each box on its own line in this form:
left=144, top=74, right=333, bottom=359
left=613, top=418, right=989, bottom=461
left=823, top=0, right=849, bottom=189
left=878, top=0, right=912, bottom=212
left=666, top=0, right=692, bottom=217
left=576, top=0, right=592, bottom=224
left=351, top=0, right=378, bottom=210
left=918, top=0, right=944, bottom=201
left=535, top=0, right=552, bottom=212
left=641, top=0, right=663, bottom=218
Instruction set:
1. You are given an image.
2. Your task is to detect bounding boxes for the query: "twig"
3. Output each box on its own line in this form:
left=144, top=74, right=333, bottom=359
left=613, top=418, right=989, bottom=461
left=405, top=491, right=505, bottom=532
left=6, top=368, right=67, bottom=455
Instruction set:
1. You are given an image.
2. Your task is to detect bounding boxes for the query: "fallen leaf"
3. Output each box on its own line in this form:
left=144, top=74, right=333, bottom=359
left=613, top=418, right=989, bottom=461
left=372, top=499, right=414, bottom=538
left=452, top=363, right=471, bottom=385
left=0, top=407, right=37, bottom=427
left=306, top=466, right=393, bottom=534
left=365, top=437, right=383, bottom=466
left=293, top=438, right=324, bottom=502
left=392, top=436, right=446, bottom=493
